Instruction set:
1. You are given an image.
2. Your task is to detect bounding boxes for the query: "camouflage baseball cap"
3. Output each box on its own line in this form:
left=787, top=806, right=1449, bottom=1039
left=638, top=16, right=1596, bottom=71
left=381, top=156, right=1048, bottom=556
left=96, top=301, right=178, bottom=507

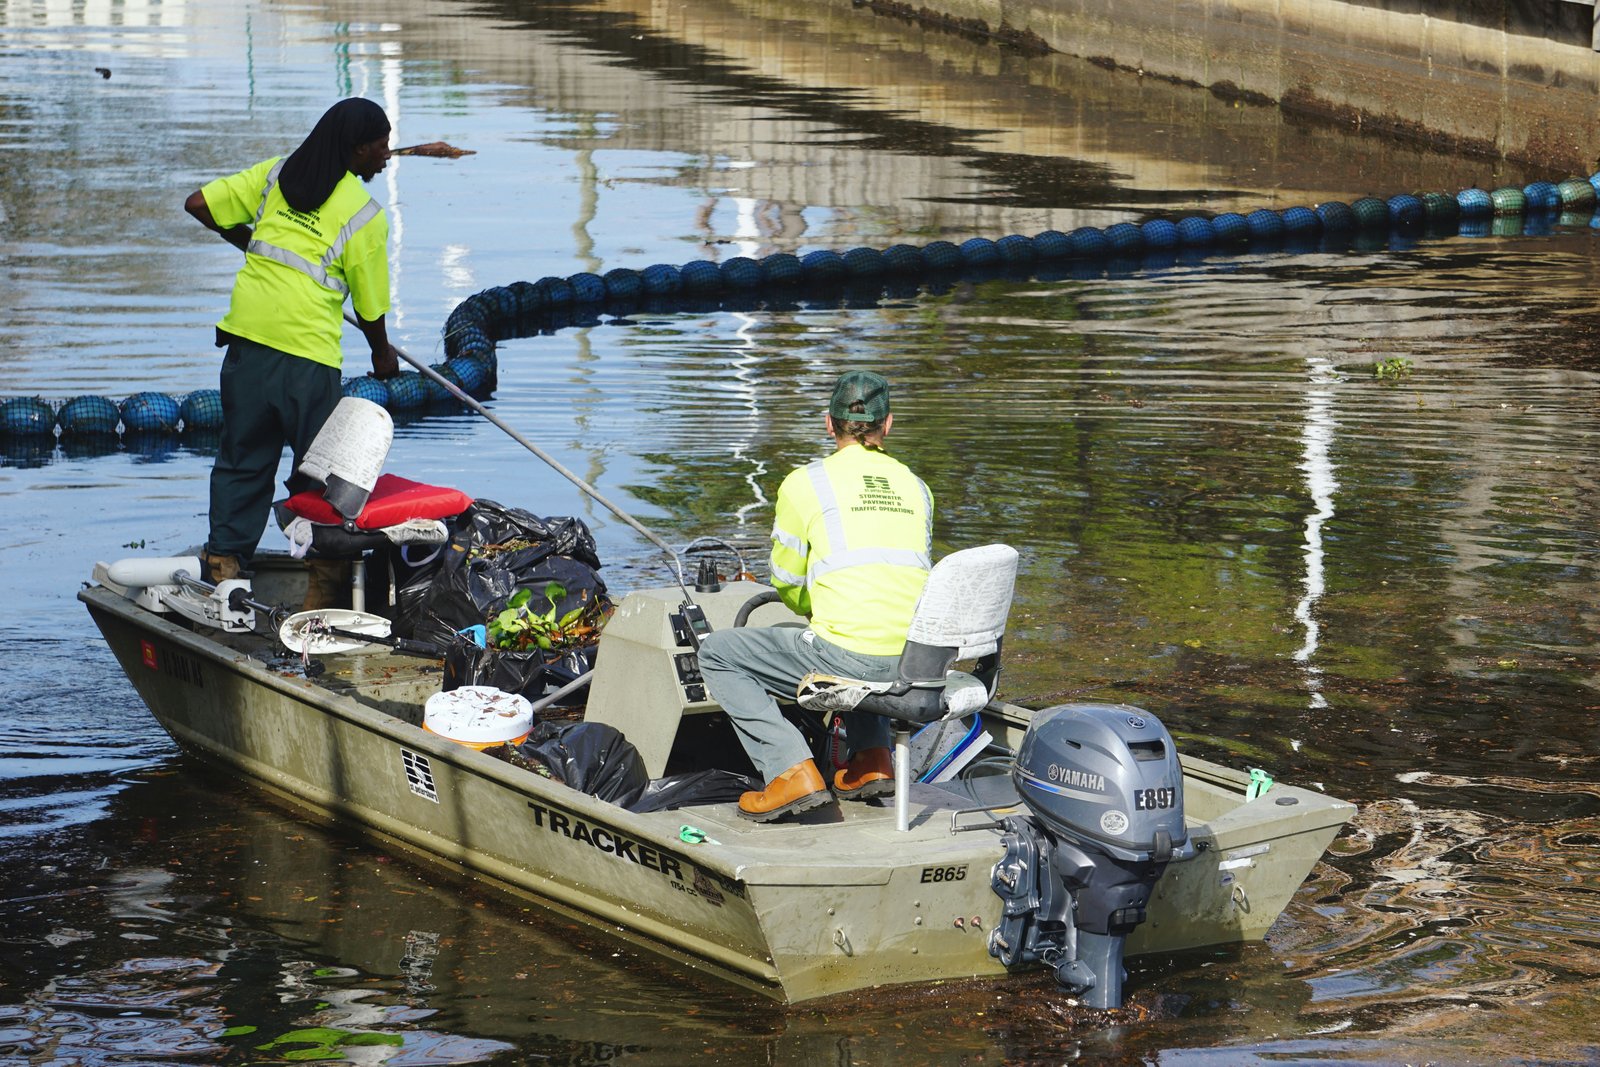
left=828, top=370, right=890, bottom=423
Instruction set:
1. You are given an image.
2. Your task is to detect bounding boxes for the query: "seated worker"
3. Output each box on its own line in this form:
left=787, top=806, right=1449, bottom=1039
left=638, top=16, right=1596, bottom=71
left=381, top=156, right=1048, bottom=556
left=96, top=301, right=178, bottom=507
left=697, top=370, right=934, bottom=822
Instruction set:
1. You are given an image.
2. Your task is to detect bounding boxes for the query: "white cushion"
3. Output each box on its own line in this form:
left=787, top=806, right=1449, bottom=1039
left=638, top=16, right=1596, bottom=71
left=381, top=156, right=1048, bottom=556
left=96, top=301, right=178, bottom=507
left=940, top=672, right=991, bottom=717
left=906, top=544, right=1018, bottom=657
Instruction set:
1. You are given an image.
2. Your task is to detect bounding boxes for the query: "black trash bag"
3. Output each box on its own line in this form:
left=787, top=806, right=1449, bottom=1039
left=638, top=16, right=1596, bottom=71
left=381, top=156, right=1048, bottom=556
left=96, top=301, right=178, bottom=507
left=627, top=768, right=760, bottom=813
left=452, top=499, right=600, bottom=570
left=442, top=639, right=596, bottom=707
left=512, top=720, right=648, bottom=807
left=414, top=541, right=609, bottom=650
left=389, top=538, right=454, bottom=639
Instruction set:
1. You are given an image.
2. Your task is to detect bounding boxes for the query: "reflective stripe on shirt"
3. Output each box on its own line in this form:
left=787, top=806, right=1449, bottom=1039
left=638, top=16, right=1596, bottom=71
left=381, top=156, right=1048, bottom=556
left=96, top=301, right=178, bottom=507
left=771, top=525, right=806, bottom=556
left=768, top=559, right=806, bottom=588
left=801, top=458, right=931, bottom=585
left=810, top=545, right=931, bottom=580
left=245, top=159, right=379, bottom=298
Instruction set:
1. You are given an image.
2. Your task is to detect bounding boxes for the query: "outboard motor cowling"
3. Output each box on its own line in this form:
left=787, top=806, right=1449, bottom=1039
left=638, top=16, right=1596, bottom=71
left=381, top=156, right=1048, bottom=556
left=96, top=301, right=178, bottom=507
left=989, top=703, right=1195, bottom=1008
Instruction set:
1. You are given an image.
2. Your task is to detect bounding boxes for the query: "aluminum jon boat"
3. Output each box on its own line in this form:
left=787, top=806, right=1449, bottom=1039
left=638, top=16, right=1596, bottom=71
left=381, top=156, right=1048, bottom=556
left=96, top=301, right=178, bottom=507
left=82, top=553, right=1354, bottom=1007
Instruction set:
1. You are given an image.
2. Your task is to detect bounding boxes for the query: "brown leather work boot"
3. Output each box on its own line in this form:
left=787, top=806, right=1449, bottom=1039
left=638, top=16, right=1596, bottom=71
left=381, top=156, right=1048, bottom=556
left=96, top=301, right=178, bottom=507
left=301, top=559, right=349, bottom=612
left=834, top=746, right=894, bottom=800
left=737, top=759, right=833, bottom=822
left=201, top=551, right=245, bottom=584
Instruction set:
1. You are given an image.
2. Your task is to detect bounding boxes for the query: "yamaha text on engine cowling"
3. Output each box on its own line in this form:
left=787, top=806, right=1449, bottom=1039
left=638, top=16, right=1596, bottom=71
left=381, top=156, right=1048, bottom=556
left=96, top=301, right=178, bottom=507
left=989, top=703, right=1197, bottom=1008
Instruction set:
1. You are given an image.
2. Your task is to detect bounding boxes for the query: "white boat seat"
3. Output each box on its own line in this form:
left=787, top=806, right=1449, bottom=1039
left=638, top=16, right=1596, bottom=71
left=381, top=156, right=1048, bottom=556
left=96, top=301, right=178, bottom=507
left=796, top=543, right=1018, bottom=725
left=796, top=544, right=1018, bottom=831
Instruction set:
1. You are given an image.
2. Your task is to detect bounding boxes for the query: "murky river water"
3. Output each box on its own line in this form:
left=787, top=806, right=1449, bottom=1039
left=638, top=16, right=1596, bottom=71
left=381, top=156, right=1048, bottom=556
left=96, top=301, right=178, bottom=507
left=3, top=0, right=1598, bottom=1063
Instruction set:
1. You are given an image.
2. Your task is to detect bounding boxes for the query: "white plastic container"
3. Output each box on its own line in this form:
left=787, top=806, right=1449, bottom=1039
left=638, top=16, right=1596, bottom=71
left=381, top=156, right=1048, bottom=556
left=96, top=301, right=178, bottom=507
left=105, top=556, right=203, bottom=588
left=297, top=396, right=393, bottom=518
left=423, top=686, right=534, bottom=749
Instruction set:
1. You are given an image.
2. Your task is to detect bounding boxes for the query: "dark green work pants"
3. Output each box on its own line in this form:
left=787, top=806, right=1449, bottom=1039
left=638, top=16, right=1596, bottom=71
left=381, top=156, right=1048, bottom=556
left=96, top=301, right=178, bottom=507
left=207, top=337, right=341, bottom=559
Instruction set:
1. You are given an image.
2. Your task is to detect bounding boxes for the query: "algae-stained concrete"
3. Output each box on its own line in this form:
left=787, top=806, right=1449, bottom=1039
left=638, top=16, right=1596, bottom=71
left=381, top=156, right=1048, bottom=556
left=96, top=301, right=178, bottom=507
left=846, top=0, right=1600, bottom=170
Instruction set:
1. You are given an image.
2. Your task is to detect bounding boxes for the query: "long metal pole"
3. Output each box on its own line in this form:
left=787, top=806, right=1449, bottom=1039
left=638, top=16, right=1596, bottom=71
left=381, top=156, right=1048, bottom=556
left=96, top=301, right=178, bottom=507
left=349, top=312, right=689, bottom=594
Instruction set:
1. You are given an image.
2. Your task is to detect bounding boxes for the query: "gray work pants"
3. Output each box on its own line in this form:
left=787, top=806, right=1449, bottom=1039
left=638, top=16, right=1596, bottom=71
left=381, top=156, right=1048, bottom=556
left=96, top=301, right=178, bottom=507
left=697, top=624, right=896, bottom=784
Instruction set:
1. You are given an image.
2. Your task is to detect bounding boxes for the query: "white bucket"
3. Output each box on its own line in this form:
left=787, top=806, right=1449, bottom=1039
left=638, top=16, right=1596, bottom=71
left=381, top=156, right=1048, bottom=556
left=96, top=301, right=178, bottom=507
left=423, top=686, right=534, bottom=749
left=297, top=396, right=394, bottom=519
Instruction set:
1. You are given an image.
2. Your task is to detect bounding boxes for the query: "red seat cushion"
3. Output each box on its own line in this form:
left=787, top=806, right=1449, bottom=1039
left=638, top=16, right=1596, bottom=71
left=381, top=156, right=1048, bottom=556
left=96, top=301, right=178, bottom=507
left=285, top=474, right=473, bottom=530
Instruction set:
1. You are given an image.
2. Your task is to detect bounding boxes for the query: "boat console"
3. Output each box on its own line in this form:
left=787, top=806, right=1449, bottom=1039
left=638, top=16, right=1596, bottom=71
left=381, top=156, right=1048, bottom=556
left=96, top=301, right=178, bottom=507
left=582, top=580, right=802, bottom=776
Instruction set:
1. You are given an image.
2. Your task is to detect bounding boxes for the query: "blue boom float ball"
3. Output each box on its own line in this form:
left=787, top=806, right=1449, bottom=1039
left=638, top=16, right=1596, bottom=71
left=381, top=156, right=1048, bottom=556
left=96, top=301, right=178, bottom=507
left=1140, top=219, right=1179, bottom=250
left=920, top=241, right=961, bottom=272
left=1210, top=213, right=1250, bottom=245
left=1280, top=206, right=1322, bottom=238
left=1455, top=187, right=1492, bottom=219
left=1103, top=223, right=1144, bottom=256
left=448, top=355, right=492, bottom=395
left=882, top=244, right=926, bottom=274
left=843, top=246, right=884, bottom=280
left=720, top=257, right=763, bottom=290
left=761, top=254, right=806, bottom=287
left=996, top=234, right=1036, bottom=266
left=1, top=396, right=56, bottom=436
left=119, top=391, right=181, bottom=433
left=342, top=375, right=392, bottom=407
left=760, top=253, right=803, bottom=287
left=1522, top=181, right=1560, bottom=212
left=538, top=276, right=574, bottom=308
left=1245, top=209, right=1284, bottom=242
left=602, top=268, right=643, bottom=302
left=179, top=389, right=223, bottom=431
left=640, top=263, right=682, bottom=297
left=1068, top=227, right=1112, bottom=257
left=958, top=238, right=1000, bottom=269
left=679, top=260, right=723, bottom=296
left=567, top=272, right=606, bottom=306
left=1175, top=217, right=1216, bottom=247
left=384, top=371, right=427, bottom=411
left=1387, top=194, right=1425, bottom=233
left=56, top=395, right=121, bottom=435
left=801, top=250, right=847, bottom=286
left=1032, top=230, right=1071, bottom=260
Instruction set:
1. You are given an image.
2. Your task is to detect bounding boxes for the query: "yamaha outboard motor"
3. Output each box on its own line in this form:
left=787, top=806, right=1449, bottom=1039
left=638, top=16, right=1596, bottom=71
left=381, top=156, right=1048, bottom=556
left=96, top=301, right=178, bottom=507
left=989, top=703, right=1195, bottom=1008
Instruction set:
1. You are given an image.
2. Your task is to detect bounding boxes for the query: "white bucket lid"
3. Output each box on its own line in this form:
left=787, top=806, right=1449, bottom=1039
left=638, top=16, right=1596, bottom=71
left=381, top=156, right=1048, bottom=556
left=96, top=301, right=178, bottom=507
left=423, top=686, right=534, bottom=747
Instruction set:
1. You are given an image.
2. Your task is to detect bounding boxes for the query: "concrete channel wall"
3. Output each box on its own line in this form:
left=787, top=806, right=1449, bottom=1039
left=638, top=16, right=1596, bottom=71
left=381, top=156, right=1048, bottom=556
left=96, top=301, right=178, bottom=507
left=841, top=0, right=1600, bottom=171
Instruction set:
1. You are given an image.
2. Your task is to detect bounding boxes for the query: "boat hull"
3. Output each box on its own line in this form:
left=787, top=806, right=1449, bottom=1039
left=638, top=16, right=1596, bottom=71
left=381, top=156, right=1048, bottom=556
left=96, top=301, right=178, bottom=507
left=83, top=582, right=1354, bottom=1002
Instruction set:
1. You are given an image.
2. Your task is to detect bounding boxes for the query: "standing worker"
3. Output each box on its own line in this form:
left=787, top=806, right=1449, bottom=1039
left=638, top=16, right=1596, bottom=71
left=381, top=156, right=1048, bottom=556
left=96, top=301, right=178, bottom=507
left=697, top=370, right=934, bottom=822
left=184, top=97, right=400, bottom=605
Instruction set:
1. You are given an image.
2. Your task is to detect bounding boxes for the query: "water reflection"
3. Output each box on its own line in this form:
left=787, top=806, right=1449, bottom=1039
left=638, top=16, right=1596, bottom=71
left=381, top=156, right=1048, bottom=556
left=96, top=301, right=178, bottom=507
left=0, top=433, right=211, bottom=468
left=4, top=0, right=1600, bottom=1062
left=1292, top=354, right=1338, bottom=710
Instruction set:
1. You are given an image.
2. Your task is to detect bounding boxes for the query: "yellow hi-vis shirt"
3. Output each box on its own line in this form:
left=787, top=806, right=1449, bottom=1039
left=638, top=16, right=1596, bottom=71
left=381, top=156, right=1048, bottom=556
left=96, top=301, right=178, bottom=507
left=201, top=156, right=391, bottom=368
left=769, top=443, right=934, bottom=656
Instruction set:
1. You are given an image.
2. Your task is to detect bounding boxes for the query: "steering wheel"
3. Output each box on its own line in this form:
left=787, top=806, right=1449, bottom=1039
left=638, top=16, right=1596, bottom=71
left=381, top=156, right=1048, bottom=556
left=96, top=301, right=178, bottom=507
left=732, top=589, right=782, bottom=628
